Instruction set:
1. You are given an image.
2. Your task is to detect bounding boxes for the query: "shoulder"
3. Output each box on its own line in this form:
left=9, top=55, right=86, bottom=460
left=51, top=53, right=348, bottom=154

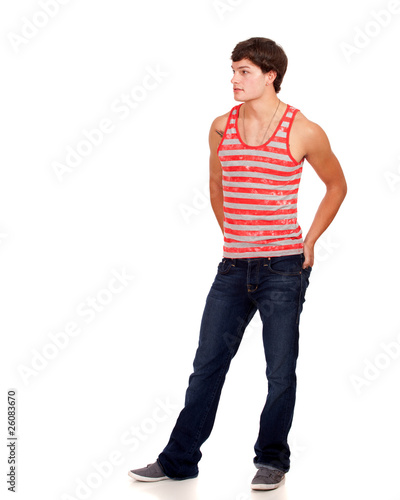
left=292, top=109, right=331, bottom=156
left=209, top=110, right=232, bottom=137
left=208, top=108, right=234, bottom=149
left=292, top=110, right=327, bottom=140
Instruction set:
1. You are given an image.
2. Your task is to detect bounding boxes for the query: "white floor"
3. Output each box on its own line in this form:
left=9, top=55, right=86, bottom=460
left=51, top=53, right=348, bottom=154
left=120, top=452, right=398, bottom=500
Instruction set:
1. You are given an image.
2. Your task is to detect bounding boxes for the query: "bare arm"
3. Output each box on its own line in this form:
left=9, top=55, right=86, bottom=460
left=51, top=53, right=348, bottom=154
left=208, top=116, right=228, bottom=235
left=301, top=122, right=347, bottom=268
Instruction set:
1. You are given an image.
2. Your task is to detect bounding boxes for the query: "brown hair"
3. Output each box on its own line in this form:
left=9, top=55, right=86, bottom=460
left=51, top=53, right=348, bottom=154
left=231, top=37, right=288, bottom=94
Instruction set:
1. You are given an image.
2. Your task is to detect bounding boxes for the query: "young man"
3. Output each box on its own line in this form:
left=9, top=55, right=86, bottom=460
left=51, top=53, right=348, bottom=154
left=129, top=37, right=347, bottom=491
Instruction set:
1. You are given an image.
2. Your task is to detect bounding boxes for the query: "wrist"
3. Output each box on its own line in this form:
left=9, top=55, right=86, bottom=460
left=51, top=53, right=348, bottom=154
left=303, top=237, right=316, bottom=248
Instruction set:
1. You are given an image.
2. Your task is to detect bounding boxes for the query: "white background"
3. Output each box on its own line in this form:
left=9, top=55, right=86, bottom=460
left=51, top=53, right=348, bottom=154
left=1, top=0, right=400, bottom=499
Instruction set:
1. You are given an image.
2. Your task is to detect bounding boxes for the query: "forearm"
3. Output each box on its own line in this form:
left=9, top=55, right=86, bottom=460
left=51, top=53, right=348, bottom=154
left=304, top=185, right=347, bottom=246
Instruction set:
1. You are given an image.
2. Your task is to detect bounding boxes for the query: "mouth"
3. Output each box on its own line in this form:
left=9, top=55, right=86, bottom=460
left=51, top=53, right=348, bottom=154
left=233, top=88, right=243, bottom=92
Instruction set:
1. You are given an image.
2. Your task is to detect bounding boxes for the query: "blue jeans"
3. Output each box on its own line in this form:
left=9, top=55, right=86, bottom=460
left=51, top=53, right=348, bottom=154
left=157, top=253, right=312, bottom=479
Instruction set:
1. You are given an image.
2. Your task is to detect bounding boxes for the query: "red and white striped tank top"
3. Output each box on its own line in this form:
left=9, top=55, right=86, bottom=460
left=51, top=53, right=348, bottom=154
left=217, top=103, right=304, bottom=258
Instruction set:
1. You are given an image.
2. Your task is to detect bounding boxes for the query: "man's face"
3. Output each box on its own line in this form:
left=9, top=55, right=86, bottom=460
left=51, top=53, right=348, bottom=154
left=230, top=58, right=269, bottom=102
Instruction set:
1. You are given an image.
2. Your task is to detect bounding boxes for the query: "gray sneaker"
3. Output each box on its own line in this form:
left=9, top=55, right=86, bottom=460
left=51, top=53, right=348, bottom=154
left=251, top=467, right=286, bottom=490
left=128, top=461, right=168, bottom=482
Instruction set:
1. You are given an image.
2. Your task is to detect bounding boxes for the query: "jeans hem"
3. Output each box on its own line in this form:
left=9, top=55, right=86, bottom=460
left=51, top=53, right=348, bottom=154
left=157, top=457, right=199, bottom=480
left=253, top=459, right=288, bottom=473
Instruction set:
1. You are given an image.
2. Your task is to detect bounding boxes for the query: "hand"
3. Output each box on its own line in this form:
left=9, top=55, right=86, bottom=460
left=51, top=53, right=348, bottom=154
left=302, top=241, right=314, bottom=269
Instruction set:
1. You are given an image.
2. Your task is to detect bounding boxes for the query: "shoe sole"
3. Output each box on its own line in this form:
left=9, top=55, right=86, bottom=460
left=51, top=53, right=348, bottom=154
left=251, top=476, right=285, bottom=491
left=128, top=470, right=168, bottom=482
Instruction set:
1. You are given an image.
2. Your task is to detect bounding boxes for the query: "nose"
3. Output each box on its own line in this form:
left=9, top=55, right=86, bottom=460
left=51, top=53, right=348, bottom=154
left=231, top=72, right=239, bottom=85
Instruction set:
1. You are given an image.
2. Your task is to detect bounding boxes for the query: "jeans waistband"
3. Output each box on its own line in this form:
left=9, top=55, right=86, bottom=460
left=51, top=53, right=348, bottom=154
left=222, top=254, right=304, bottom=268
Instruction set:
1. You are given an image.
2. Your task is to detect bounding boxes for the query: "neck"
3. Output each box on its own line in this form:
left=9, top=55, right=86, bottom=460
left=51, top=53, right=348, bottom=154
left=242, top=92, right=281, bottom=121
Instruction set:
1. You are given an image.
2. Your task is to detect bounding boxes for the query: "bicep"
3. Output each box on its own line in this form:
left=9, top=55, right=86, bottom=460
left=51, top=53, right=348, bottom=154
left=305, top=124, right=346, bottom=189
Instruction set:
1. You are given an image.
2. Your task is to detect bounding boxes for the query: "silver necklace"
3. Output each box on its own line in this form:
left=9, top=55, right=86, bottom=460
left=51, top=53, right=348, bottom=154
left=242, top=99, right=281, bottom=146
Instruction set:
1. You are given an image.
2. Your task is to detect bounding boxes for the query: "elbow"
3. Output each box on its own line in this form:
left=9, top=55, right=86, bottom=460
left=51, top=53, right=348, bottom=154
left=341, top=179, right=348, bottom=200
left=336, top=179, right=347, bottom=202
left=209, top=179, right=223, bottom=199
left=326, top=178, right=347, bottom=202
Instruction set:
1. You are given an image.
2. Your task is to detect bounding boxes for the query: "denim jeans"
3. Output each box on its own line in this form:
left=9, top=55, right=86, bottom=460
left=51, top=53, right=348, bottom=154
left=157, top=253, right=312, bottom=479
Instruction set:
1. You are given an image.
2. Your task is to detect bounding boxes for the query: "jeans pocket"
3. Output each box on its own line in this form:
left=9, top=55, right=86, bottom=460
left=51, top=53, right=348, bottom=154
left=217, top=258, right=233, bottom=275
left=269, top=254, right=303, bottom=276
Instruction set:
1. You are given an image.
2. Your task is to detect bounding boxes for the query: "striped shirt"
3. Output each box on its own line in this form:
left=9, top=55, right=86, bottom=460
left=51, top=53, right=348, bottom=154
left=217, top=103, right=304, bottom=258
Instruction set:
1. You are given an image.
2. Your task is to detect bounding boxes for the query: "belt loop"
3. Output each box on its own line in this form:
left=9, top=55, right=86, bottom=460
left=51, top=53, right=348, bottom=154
left=232, top=258, right=236, bottom=267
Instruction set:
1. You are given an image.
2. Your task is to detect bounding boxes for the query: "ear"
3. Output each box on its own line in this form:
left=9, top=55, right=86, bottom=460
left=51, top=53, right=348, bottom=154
left=265, top=70, right=277, bottom=86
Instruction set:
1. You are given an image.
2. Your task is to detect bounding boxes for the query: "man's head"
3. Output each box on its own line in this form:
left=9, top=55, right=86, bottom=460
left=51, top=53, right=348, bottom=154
left=231, top=37, right=288, bottom=94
